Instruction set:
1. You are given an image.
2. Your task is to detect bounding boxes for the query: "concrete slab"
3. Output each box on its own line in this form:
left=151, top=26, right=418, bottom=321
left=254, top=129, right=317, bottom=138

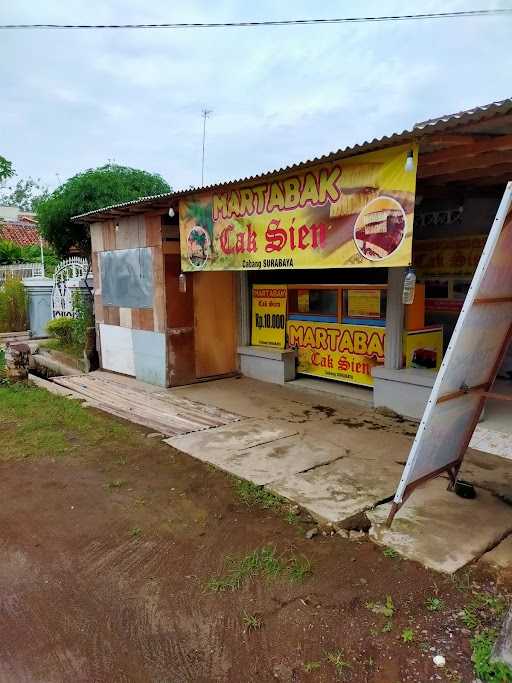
left=368, top=479, right=512, bottom=573
left=461, top=448, right=512, bottom=499
left=268, top=447, right=404, bottom=524
left=167, top=427, right=342, bottom=485
left=478, top=535, right=512, bottom=570
left=171, top=377, right=370, bottom=423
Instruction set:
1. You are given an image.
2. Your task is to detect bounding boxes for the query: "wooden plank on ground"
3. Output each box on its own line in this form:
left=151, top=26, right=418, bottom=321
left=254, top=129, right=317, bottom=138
left=51, top=373, right=240, bottom=437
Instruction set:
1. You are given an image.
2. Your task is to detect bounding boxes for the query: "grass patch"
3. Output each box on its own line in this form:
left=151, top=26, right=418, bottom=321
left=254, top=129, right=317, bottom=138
left=130, top=526, right=142, bottom=538
left=206, top=546, right=312, bottom=592
left=241, top=610, right=262, bottom=631
left=325, top=649, right=351, bottom=677
left=460, top=591, right=507, bottom=632
left=40, top=338, right=83, bottom=360
left=304, top=661, right=321, bottom=672
left=382, top=547, right=399, bottom=559
left=232, top=478, right=285, bottom=510
left=471, top=629, right=512, bottom=682
left=0, top=383, right=132, bottom=460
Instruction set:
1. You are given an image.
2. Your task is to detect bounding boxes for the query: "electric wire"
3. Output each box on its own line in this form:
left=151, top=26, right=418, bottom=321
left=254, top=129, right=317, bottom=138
left=1, top=9, right=511, bottom=30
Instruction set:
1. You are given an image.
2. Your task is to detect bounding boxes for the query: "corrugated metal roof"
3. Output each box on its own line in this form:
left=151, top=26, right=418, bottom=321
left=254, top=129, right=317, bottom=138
left=73, top=97, right=512, bottom=222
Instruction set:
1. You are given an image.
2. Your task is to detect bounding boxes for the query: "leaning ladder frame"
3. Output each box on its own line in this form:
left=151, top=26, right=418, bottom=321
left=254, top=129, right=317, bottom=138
left=386, top=182, right=512, bottom=527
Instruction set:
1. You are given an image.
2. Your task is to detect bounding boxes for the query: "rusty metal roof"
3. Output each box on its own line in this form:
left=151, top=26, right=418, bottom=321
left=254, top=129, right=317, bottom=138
left=73, top=97, right=512, bottom=222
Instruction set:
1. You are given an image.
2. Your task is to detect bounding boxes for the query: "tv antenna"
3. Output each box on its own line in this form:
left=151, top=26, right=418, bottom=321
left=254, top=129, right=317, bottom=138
left=201, top=108, right=212, bottom=186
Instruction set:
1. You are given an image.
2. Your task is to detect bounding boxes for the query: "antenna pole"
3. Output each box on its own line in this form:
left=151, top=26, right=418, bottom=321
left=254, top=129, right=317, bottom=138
left=201, top=108, right=212, bottom=186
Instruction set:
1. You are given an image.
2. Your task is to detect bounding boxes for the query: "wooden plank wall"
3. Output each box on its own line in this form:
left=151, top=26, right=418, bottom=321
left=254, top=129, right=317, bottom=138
left=90, top=212, right=167, bottom=335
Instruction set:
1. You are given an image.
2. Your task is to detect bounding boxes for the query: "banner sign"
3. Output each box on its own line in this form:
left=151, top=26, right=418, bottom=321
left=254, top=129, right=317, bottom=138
left=287, top=320, right=385, bottom=386
left=180, top=144, right=418, bottom=271
left=414, top=235, right=486, bottom=277
left=391, top=183, right=512, bottom=522
left=347, top=289, right=381, bottom=319
left=251, top=285, right=287, bottom=348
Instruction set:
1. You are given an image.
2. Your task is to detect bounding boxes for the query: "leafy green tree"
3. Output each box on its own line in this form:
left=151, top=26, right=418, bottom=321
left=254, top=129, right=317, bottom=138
left=0, top=156, right=14, bottom=184
left=0, top=176, right=50, bottom=211
left=37, top=163, right=171, bottom=255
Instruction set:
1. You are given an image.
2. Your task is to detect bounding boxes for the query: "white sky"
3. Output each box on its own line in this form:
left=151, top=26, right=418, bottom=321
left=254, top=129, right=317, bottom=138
left=1, top=0, right=511, bottom=192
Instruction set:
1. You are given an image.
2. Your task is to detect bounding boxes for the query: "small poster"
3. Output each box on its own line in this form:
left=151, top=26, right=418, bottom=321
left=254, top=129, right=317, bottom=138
left=403, top=327, right=443, bottom=371
left=347, top=289, right=381, bottom=319
left=297, top=290, right=310, bottom=313
left=251, top=285, right=287, bottom=348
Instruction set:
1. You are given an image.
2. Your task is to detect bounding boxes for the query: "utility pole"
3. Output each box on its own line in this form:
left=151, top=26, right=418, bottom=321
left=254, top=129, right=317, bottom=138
left=201, top=108, right=212, bottom=186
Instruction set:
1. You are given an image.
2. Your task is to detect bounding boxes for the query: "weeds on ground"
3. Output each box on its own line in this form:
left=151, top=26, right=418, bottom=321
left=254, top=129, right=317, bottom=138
left=206, top=546, right=312, bottom=592
left=130, top=526, right=142, bottom=538
left=0, top=383, right=131, bottom=459
left=241, top=610, right=262, bottom=632
left=382, top=620, right=393, bottom=633
left=324, top=649, right=351, bottom=677
left=460, top=590, right=507, bottom=632
left=471, top=629, right=512, bottom=682
left=106, top=479, right=127, bottom=490
left=425, top=596, right=444, bottom=612
left=382, top=547, right=399, bottom=559
left=232, top=478, right=284, bottom=510
left=366, top=595, right=395, bottom=618
left=303, top=661, right=321, bottom=672
left=401, top=627, right=414, bottom=643
left=451, top=569, right=472, bottom=593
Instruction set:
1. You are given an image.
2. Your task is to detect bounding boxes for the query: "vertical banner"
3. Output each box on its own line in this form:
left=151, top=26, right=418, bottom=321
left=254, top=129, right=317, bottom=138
left=251, top=285, right=287, bottom=348
left=180, top=144, right=418, bottom=271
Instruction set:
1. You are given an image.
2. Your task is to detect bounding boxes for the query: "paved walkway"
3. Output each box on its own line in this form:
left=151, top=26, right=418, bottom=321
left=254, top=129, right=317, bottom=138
left=53, top=371, right=512, bottom=573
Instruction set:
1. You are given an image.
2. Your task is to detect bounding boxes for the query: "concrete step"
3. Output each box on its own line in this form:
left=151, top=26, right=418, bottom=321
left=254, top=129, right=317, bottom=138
left=32, top=353, right=82, bottom=377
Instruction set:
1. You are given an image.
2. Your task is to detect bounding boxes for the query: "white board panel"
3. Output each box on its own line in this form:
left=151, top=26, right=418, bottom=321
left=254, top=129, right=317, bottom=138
left=99, top=323, right=136, bottom=376
left=394, top=183, right=512, bottom=506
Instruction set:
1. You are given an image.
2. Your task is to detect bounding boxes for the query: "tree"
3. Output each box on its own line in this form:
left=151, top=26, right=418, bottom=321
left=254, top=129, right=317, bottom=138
left=0, top=156, right=14, bottom=184
left=0, top=176, right=50, bottom=211
left=37, top=163, right=171, bottom=255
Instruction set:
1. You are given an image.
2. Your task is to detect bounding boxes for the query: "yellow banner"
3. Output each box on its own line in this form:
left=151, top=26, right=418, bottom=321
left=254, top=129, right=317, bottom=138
left=414, top=235, right=486, bottom=276
left=403, top=328, right=443, bottom=371
left=347, top=289, right=381, bottom=318
left=251, top=285, right=287, bottom=348
left=287, top=320, right=385, bottom=386
left=180, top=144, right=418, bottom=271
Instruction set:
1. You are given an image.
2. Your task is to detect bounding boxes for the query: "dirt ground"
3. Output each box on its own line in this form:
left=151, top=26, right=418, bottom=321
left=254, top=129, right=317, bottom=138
left=0, top=386, right=508, bottom=682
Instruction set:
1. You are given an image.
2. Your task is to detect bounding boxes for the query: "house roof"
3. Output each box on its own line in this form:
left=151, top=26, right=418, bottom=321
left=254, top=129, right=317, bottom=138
left=0, top=219, right=42, bottom=247
left=73, top=97, right=512, bottom=223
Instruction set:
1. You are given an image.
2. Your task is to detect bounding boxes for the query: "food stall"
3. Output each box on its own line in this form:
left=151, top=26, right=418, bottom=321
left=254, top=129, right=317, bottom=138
left=251, top=282, right=443, bottom=387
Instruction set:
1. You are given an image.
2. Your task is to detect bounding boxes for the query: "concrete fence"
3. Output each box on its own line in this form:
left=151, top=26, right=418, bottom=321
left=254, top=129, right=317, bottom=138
left=0, top=263, right=44, bottom=283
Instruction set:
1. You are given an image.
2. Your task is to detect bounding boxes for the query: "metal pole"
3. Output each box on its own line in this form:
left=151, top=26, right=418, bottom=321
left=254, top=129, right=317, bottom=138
left=201, top=108, right=212, bottom=186
left=39, top=235, right=45, bottom=277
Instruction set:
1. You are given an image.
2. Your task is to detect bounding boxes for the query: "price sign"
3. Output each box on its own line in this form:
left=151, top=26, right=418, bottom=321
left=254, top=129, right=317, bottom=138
left=251, top=285, right=287, bottom=348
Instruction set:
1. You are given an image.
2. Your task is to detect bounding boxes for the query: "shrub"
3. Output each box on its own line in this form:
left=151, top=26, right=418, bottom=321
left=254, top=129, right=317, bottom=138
left=71, top=290, right=93, bottom=347
left=0, top=278, right=28, bottom=332
left=46, top=317, right=76, bottom=345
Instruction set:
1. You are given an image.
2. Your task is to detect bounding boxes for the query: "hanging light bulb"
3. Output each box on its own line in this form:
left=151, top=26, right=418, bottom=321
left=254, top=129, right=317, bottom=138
left=405, top=149, right=415, bottom=172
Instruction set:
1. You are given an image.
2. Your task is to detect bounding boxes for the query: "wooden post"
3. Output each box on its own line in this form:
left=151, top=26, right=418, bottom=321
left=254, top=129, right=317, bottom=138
left=237, top=271, right=251, bottom=347
left=384, top=267, right=405, bottom=370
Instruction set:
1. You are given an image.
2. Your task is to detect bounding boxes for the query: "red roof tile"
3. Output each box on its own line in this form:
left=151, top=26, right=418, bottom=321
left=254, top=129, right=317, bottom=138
left=0, top=220, right=42, bottom=247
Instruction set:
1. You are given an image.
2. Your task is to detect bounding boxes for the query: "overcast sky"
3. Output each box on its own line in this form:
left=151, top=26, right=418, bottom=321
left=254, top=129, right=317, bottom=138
left=1, top=0, right=511, bottom=194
